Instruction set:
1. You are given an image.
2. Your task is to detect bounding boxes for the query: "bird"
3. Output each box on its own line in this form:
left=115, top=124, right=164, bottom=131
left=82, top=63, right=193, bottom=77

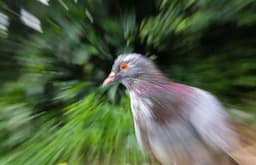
left=102, top=53, right=256, bottom=165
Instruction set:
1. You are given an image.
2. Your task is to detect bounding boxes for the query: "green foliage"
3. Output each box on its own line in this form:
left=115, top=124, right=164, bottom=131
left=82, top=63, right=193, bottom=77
left=139, top=0, right=256, bottom=109
left=0, top=89, right=144, bottom=165
left=0, top=0, right=255, bottom=164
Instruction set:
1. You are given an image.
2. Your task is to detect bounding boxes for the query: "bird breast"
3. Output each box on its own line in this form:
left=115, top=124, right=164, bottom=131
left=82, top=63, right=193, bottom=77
left=129, top=91, right=205, bottom=164
left=129, top=91, right=193, bottom=164
left=129, top=91, right=153, bottom=150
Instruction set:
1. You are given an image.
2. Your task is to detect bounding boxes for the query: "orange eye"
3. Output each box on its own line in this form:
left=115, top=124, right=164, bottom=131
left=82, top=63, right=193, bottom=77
left=120, top=62, right=128, bottom=71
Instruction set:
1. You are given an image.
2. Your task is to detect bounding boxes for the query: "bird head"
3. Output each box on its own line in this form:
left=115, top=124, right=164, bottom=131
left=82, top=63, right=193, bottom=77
left=102, top=53, right=166, bottom=87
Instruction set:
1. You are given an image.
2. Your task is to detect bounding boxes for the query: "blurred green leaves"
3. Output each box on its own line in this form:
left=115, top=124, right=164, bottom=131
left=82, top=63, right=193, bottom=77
left=0, top=93, right=144, bottom=165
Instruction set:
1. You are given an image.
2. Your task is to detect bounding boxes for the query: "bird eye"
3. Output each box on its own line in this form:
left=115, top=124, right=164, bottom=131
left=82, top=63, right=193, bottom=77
left=120, top=62, right=128, bottom=71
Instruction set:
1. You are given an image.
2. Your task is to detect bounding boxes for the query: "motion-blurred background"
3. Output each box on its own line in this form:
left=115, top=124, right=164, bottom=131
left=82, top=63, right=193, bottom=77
left=0, top=0, right=255, bottom=164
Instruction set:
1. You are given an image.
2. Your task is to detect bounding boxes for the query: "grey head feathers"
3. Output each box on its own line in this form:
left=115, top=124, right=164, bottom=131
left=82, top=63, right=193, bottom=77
left=111, top=53, right=155, bottom=73
left=110, top=53, right=167, bottom=87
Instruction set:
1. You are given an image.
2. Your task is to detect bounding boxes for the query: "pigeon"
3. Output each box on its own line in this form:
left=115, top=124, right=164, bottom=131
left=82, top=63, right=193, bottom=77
left=103, top=53, right=256, bottom=165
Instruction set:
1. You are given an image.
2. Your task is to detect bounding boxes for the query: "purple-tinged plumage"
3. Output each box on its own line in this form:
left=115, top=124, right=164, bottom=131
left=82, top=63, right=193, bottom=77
left=103, top=53, right=256, bottom=165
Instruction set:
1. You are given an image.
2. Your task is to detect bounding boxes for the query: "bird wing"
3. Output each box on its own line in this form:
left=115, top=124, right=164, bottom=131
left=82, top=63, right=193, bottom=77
left=189, top=87, right=256, bottom=165
left=189, top=88, right=238, bottom=153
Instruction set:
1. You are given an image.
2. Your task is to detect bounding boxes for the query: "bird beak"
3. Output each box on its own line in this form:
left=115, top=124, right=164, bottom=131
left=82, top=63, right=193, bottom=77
left=102, top=72, right=116, bottom=86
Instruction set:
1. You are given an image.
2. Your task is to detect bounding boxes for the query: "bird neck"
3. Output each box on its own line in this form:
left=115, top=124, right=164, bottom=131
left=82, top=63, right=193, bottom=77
left=125, top=73, right=170, bottom=93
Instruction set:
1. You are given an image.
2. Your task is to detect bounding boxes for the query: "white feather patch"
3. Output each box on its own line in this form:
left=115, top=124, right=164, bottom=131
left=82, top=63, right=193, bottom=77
left=129, top=91, right=153, bottom=150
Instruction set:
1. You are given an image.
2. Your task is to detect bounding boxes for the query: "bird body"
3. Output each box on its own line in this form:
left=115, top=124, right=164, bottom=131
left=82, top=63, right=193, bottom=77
left=103, top=53, right=256, bottom=165
left=129, top=81, right=237, bottom=165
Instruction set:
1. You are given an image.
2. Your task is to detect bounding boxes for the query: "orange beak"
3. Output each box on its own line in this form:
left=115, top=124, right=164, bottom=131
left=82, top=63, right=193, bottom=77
left=102, top=72, right=116, bottom=86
